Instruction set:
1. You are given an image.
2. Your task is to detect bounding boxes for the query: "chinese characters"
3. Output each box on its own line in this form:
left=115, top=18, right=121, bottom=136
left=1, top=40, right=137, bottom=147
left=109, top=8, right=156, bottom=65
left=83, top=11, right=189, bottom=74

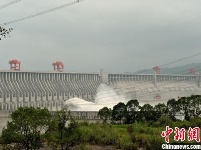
left=161, top=126, right=200, bottom=143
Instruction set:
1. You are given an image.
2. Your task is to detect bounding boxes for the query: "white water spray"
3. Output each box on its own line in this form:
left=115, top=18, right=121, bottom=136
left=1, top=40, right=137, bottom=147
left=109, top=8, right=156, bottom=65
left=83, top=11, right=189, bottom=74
left=64, top=83, right=125, bottom=111
left=94, top=83, right=125, bottom=107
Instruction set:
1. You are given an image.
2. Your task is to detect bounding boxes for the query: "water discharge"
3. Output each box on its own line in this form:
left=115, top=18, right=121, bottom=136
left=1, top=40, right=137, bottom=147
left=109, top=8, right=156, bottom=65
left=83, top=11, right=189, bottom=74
left=64, top=83, right=126, bottom=111
left=95, top=83, right=125, bottom=106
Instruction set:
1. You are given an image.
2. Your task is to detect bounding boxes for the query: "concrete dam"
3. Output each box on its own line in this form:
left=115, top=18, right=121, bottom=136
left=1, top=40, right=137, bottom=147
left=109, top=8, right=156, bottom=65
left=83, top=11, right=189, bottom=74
left=0, top=69, right=200, bottom=113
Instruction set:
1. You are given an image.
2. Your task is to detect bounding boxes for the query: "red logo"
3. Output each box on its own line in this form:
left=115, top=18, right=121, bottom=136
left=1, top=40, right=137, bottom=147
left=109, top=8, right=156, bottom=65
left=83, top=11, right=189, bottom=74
left=161, top=126, right=173, bottom=143
left=161, top=126, right=200, bottom=143
left=174, top=127, right=185, bottom=141
left=188, top=127, right=200, bottom=142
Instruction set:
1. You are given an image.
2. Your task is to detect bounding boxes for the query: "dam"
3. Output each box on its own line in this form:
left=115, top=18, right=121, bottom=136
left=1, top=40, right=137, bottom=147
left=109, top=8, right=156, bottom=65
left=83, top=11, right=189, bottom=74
left=0, top=69, right=200, bottom=112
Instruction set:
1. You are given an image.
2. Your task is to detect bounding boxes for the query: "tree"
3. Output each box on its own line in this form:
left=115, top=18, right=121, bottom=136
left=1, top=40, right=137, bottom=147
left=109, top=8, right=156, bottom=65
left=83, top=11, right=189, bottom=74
left=126, top=99, right=140, bottom=123
left=0, top=26, right=13, bottom=40
left=177, top=95, right=201, bottom=120
left=98, top=107, right=112, bottom=124
left=154, top=103, right=168, bottom=120
left=111, top=102, right=127, bottom=124
left=189, top=95, right=201, bottom=118
left=0, top=107, right=51, bottom=150
left=167, top=98, right=179, bottom=120
left=46, top=109, right=80, bottom=150
left=140, top=104, right=155, bottom=121
left=177, top=96, right=191, bottom=120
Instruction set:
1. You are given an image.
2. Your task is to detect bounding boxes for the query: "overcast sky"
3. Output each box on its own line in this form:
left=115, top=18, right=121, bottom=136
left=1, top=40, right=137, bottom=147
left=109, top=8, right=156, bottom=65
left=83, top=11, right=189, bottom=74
left=1, top=0, right=201, bottom=73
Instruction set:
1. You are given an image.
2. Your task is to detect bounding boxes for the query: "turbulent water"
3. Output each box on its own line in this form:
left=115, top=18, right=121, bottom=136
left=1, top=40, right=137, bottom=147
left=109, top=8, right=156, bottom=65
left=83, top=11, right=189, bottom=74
left=64, top=97, right=98, bottom=111
left=64, top=83, right=126, bottom=111
left=94, top=83, right=125, bottom=105
left=64, top=83, right=195, bottom=111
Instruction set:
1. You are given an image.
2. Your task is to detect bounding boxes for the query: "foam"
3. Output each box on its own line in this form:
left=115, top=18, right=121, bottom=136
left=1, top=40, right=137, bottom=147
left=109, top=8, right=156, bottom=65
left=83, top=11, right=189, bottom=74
left=64, top=83, right=126, bottom=111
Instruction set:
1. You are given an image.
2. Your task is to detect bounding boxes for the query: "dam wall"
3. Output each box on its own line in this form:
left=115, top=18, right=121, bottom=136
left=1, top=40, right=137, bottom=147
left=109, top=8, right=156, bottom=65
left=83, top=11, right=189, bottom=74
left=0, top=70, right=200, bottom=111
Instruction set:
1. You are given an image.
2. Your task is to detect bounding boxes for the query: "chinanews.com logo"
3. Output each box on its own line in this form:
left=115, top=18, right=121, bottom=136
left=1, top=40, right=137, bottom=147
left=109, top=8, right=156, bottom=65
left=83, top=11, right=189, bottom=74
left=161, top=126, right=201, bottom=149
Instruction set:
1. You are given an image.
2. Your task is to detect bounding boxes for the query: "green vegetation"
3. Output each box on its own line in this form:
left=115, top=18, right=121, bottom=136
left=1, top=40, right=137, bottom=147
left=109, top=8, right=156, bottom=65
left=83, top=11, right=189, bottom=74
left=0, top=108, right=80, bottom=150
left=45, top=109, right=81, bottom=150
left=110, top=95, right=201, bottom=124
left=0, top=95, right=201, bottom=149
left=0, top=107, right=51, bottom=150
left=98, top=107, right=112, bottom=124
left=75, top=119, right=201, bottom=150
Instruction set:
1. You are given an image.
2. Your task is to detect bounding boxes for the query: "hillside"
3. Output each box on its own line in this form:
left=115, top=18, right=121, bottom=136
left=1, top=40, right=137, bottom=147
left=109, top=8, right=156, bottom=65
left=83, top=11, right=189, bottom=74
left=134, top=63, right=201, bottom=75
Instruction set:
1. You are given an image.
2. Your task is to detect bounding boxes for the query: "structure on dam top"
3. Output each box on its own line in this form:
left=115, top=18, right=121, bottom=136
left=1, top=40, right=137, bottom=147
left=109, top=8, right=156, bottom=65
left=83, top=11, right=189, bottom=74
left=52, top=61, right=64, bottom=72
left=9, top=59, right=21, bottom=71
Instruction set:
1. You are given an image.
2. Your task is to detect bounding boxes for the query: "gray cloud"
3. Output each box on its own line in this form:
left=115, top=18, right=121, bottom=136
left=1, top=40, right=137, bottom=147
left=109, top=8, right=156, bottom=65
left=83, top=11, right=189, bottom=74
left=1, top=0, right=201, bottom=73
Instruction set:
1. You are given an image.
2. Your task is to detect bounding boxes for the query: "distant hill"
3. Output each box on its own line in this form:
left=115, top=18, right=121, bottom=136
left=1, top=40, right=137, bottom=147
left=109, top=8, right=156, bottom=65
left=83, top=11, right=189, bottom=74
left=134, top=63, right=201, bottom=75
